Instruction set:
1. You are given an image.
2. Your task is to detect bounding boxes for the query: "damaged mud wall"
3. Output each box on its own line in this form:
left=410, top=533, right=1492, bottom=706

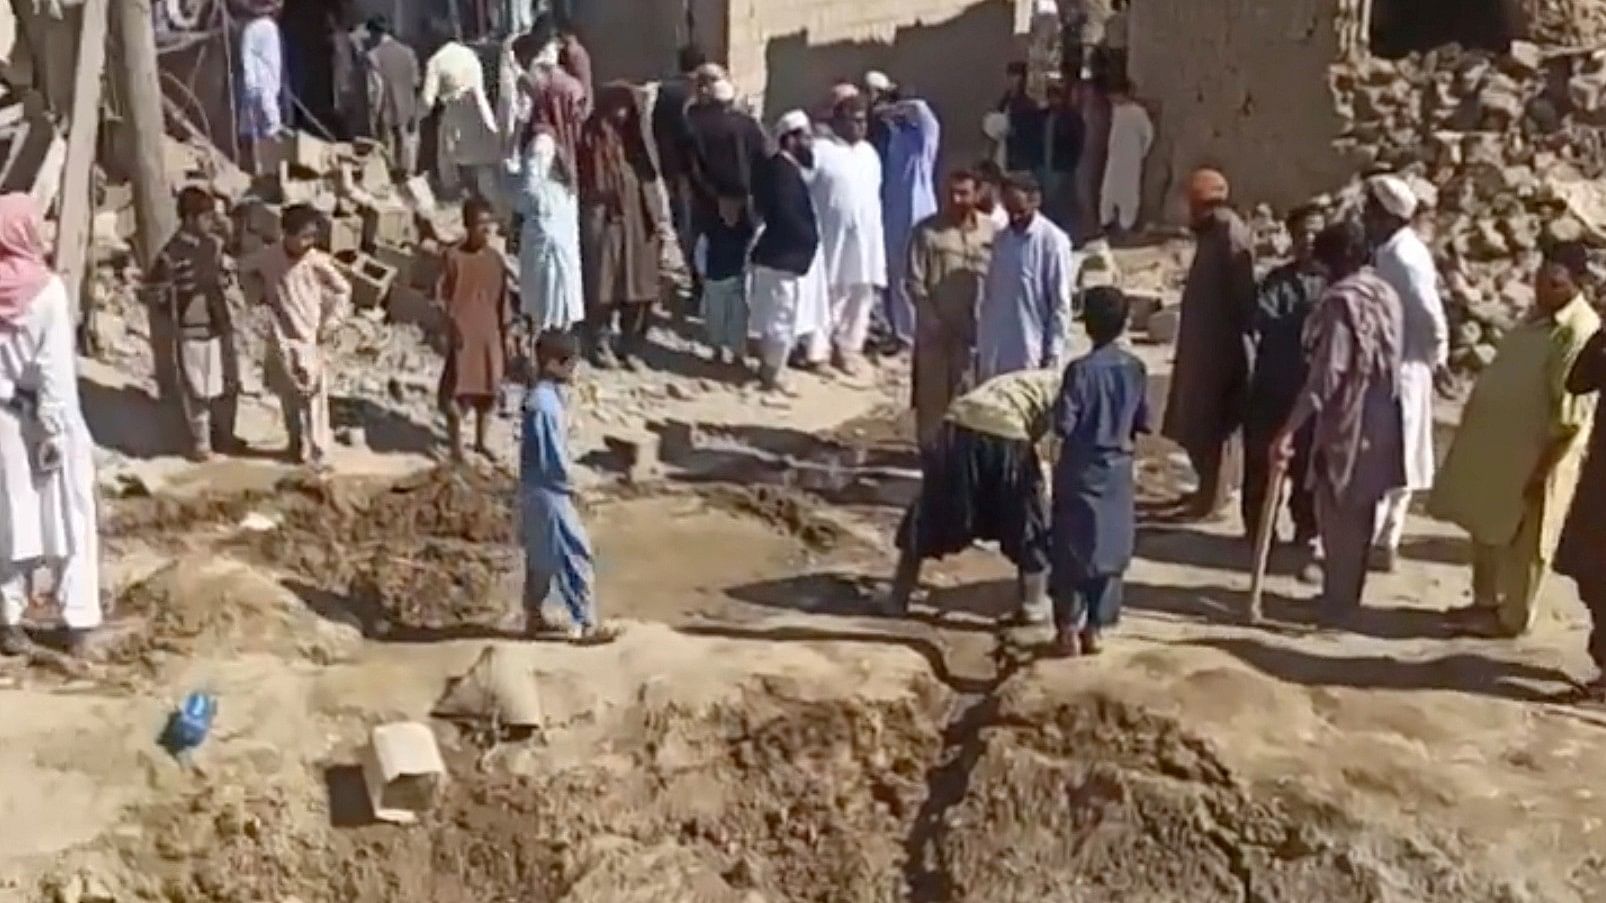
left=1130, top=0, right=1357, bottom=217
left=574, top=0, right=729, bottom=84
left=727, top=0, right=1015, bottom=164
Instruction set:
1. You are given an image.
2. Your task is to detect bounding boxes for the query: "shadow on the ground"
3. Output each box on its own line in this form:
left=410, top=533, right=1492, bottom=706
left=80, top=377, right=189, bottom=458
left=1125, top=579, right=1470, bottom=642
left=323, top=764, right=375, bottom=828
left=285, top=578, right=525, bottom=644
left=1399, top=533, right=1469, bottom=568
left=1178, top=634, right=1572, bottom=702
left=331, top=396, right=438, bottom=456
left=1135, top=526, right=1250, bottom=573
left=722, top=571, right=1006, bottom=633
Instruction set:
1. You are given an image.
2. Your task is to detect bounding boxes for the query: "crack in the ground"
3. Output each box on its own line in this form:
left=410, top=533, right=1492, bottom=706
left=900, top=635, right=1032, bottom=901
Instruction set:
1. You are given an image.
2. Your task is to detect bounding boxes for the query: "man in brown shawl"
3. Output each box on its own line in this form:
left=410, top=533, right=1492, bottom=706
left=1557, top=325, right=1606, bottom=697
left=1161, top=167, right=1256, bottom=521
left=578, top=82, right=662, bottom=370
left=908, top=169, right=998, bottom=447
left=1273, top=219, right=1405, bottom=620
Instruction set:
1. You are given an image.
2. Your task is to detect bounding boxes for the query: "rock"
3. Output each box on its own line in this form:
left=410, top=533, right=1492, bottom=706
left=604, top=431, right=663, bottom=484
left=1526, top=96, right=1563, bottom=133
left=1568, top=68, right=1606, bottom=125
left=1471, top=342, right=1499, bottom=369
left=665, top=381, right=692, bottom=401
left=1499, top=214, right=1540, bottom=251
left=362, top=722, right=447, bottom=824
left=1544, top=215, right=1586, bottom=246
left=1454, top=319, right=1484, bottom=348
left=1476, top=73, right=1526, bottom=126
left=1469, top=220, right=1511, bottom=260
left=1146, top=307, right=1180, bottom=345
left=1503, top=40, right=1544, bottom=77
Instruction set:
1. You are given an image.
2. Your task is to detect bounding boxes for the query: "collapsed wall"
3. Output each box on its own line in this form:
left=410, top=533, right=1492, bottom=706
left=1327, top=38, right=1606, bottom=371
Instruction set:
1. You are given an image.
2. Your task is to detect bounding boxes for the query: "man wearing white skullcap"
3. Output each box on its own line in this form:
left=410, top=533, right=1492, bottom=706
left=1363, top=173, right=1447, bottom=572
left=748, top=110, right=825, bottom=392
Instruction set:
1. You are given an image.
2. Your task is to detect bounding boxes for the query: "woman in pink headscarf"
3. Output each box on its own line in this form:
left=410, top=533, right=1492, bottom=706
left=0, top=194, right=101, bottom=658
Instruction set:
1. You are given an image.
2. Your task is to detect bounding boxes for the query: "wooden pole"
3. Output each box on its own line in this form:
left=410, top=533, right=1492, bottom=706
left=53, top=0, right=109, bottom=318
left=113, top=0, right=175, bottom=270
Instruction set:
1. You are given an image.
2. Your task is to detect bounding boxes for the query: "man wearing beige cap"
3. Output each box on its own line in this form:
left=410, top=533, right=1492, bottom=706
left=1363, top=174, right=1448, bottom=572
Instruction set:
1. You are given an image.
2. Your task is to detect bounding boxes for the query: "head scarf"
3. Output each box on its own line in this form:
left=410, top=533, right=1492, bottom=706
left=1186, top=167, right=1229, bottom=207
left=0, top=194, right=52, bottom=324
left=578, top=82, right=657, bottom=209
left=1366, top=174, right=1417, bottom=220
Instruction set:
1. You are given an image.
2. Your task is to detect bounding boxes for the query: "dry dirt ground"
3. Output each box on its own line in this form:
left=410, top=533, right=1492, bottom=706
left=6, top=250, right=1606, bottom=902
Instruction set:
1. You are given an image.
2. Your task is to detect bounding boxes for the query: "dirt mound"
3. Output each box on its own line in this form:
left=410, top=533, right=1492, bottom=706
left=935, top=689, right=1529, bottom=903
left=706, top=485, right=852, bottom=551
left=110, top=556, right=361, bottom=671
left=248, top=466, right=520, bottom=635
left=113, top=688, right=948, bottom=903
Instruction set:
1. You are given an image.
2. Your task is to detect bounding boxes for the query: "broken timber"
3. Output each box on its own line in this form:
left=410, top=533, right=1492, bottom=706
left=55, top=0, right=109, bottom=317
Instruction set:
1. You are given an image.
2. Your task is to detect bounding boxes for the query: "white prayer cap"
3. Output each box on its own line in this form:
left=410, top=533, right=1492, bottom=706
left=864, top=70, right=895, bottom=92
left=1366, top=174, right=1418, bottom=220
left=981, top=110, right=1010, bottom=141
left=710, top=78, right=737, bottom=103
left=775, top=109, right=811, bottom=136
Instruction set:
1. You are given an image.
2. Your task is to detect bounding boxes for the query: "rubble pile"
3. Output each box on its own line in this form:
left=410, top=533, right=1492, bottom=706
left=1326, top=39, right=1606, bottom=371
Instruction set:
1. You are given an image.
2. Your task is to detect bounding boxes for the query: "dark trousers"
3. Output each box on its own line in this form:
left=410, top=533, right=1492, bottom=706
left=588, top=303, right=653, bottom=358
left=1318, top=489, right=1379, bottom=615
left=1243, top=422, right=1316, bottom=545
left=1053, top=574, right=1123, bottom=631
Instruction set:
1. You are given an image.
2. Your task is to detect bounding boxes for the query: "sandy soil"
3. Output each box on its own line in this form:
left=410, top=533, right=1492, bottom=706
left=5, top=245, right=1606, bottom=901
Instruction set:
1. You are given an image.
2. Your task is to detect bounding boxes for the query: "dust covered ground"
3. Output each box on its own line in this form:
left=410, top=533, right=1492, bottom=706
left=6, top=290, right=1606, bottom=902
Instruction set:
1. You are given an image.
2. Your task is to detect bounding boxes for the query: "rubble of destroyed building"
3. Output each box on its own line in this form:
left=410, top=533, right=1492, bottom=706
left=1324, top=24, right=1606, bottom=373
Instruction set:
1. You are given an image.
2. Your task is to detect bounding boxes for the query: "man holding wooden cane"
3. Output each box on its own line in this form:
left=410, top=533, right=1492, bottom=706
left=1270, top=219, right=1405, bottom=622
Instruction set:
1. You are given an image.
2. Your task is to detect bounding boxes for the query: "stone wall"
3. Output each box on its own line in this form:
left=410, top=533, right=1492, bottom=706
left=1130, top=0, right=1358, bottom=219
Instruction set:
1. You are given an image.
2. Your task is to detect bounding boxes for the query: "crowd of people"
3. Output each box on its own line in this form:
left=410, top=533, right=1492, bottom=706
left=1, top=12, right=1605, bottom=690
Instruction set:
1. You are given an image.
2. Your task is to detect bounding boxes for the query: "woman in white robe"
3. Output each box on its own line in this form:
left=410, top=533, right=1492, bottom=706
left=0, top=194, right=99, bottom=656
left=513, top=130, right=585, bottom=333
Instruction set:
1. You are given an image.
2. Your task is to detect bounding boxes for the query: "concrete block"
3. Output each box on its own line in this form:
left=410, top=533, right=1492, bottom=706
left=291, top=131, right=336, bottom=173
left=362, top=201, right=416, bottom=249
left=387, top=284, right=443, bottom=332
left=361, top=722, right=445, bottom=824
left=241, top=201, right=282, bottom=241
left=335, top=251, right=398, bottom=311
left=358, top=150, right=391, bottom=194
left=209, top=164, right=252, bottom=203
left=372, top=243, right=412, bottom=277
left=604, top=431, right=663, bottom=484
left=400, top=175, right=436, bottom=213
left=1126, top=293, right=1162, bottom=332
left=327, top=215, right=363, bottom=255
left=656, top=419, right=699, bottom=461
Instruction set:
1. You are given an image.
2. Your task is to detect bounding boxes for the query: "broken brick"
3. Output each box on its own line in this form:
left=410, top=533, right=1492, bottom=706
left=327, top=215, right=363, bottom=255
left=291, top=131, right=335, bottom=172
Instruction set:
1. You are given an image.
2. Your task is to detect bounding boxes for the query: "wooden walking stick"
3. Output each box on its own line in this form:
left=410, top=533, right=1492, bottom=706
left=1247, top=458, right=1287, bottom=625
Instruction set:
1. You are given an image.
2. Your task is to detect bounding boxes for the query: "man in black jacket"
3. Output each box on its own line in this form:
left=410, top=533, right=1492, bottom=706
left=749, top=110, right=821, bottom=394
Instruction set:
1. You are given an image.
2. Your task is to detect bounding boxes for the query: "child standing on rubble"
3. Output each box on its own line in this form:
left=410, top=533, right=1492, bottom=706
left=239, top=204, right=350, bottom=467
left=437, top=197, right=511, bottom=462
left=518, top=330, right=614, bottom=644
left=147, top=187, right=241, bottom=461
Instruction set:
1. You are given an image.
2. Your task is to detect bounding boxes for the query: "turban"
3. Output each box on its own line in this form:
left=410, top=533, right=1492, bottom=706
left=1186, top=167, right=1230, bottom=206
left=775, top=109, right=811, bottom=136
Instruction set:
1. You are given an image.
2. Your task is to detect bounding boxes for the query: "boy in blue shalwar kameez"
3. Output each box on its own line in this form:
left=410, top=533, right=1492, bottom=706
left=1050, top=287, right=1151, bottom=656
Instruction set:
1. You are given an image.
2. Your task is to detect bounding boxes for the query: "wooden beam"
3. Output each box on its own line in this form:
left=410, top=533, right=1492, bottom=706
left=53, top=0, right=108, bottom=319
left=113, top=0, right=175, bottom=270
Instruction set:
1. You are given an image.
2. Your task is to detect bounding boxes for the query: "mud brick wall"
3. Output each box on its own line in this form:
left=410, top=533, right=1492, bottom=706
left=1129, top=0, right=1357, bottom=218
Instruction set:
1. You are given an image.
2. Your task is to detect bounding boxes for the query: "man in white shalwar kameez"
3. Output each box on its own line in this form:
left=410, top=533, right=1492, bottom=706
left=1364, top=175, right=1448, bottom=571
left=749, top=112, right=824, bottom=393
left=0, top=195, right=99, bottom=657
left=805, top=97, right=887, bottom=374
left=1099, top=78, right=1152, bottom=234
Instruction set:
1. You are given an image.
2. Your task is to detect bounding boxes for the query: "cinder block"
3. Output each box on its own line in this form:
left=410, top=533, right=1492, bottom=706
left=361, top=722, right=445, bottom=825
left=327, top=215, right=363, bottom=255
left=400, top=175, right=436, bottom=213
left=358, top=150, right=391, bottom=194
left=209, top=164, right=252, bottom=203
left=1146, top=307, right=1181, bottom=345
left=241, top=201, right=282, bottom=241
left=657, top=419, right=699, bottom=461
left=291, top=131, right=335, bottom=173
left=372, top=243, right=412, bottom=278
left=361, top=201, right=416, bottom=249
left=604, top=431, right=663, bottom=484
left=335, top=250, right=398, bottom=311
